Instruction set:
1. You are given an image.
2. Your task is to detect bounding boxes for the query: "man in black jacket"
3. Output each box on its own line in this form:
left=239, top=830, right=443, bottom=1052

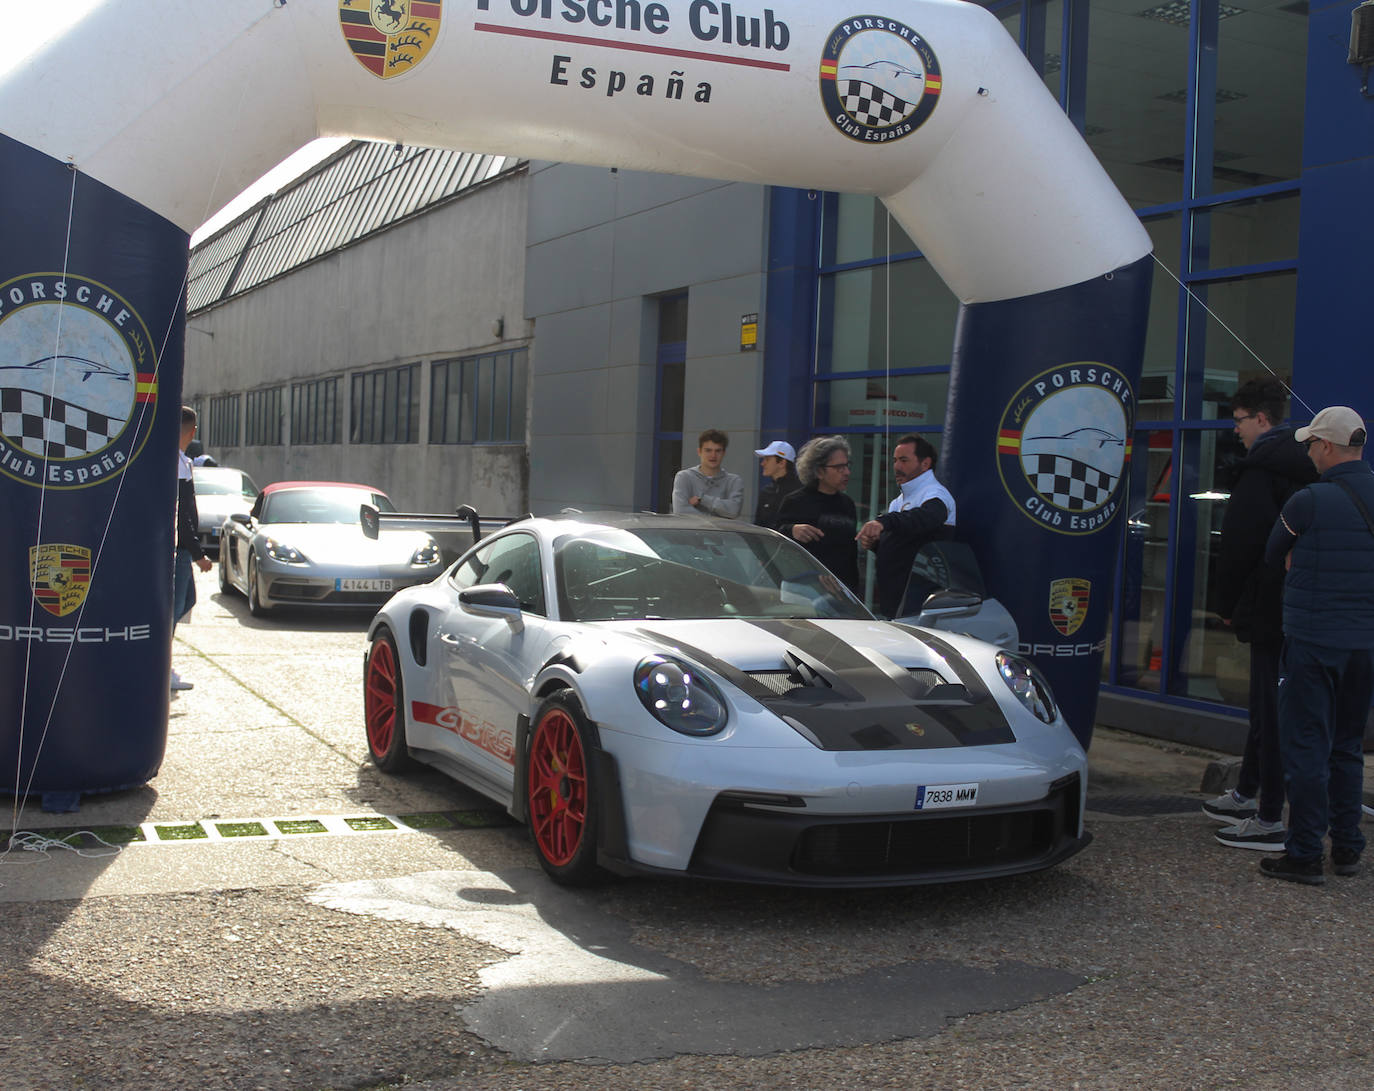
left=173, top=406, right=214, bottom=692
left=752, top=440, right=801, bottom=530
left=1204, top=379, right=1316, bottom=850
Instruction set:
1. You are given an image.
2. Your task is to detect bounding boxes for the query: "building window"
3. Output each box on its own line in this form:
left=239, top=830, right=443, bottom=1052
left=651, top=293, right=688, bottom=512
left=291, top=377, right=340, bottom=445
left=429, top=348, right=528, bottom=444
left=208, top=393, right=240, bottom=448
left=350, top=362, right=419, bottom=444
left=244, top=386, right=283, bottom=446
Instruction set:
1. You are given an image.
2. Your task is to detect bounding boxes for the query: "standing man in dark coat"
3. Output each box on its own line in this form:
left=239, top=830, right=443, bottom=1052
left=775, top=436, right=861, bottom=595
left=1260, top=405, right=1373, bottom=885
left=1205, top=379, right=1317, bottom=851
left=752, top=440, right=801, bottom=530
left=856, top=434, right=955, bottom=618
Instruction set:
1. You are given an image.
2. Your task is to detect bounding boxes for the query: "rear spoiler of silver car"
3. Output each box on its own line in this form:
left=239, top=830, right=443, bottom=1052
left=359, top=503, right=528, bottom=562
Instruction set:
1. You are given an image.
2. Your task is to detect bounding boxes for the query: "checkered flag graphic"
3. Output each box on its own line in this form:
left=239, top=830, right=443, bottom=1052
left=1025, top=454, right=1118, bottom=511
left=0, top=386, right=124, bottom=458
left=840, top=80, right=916, bottom=127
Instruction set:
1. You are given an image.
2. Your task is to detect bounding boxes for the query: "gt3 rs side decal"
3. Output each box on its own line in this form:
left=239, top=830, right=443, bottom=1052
left=412, top=700, right=516, bottom=765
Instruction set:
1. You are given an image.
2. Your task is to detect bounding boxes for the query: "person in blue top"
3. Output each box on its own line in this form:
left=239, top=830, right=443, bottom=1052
left=1261, top=405, right=1373, bottom=884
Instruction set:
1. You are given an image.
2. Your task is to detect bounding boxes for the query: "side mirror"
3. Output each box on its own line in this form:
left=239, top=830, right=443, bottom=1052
left=918, top=588, right=982, bottom=620
left=459, top=583, right=524, bottom=631
left=230, top=512, right=251, bottom=526
left=360, top=503, right=380, bottom=540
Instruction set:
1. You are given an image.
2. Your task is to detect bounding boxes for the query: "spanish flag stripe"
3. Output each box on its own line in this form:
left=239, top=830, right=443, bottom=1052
left=925, top=77, right=942, bottom=94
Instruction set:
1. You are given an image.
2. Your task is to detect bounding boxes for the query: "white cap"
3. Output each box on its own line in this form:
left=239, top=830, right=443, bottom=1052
left=753, top=440, right=796, bottom=461
left=1295, top=406, right=1367, bottom=447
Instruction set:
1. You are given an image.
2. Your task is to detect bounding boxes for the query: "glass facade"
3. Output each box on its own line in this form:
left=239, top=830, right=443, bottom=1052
left=805, top=0, right=1305, bottom=718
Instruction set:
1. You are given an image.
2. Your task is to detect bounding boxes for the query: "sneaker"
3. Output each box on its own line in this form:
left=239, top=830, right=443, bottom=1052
left=1332, top=848, right=1362, bottom=877
left=1202, top=789, right=1257, bottom=823
left=1215, top=817, right=1286, bottom=851
left=170, top=670, right=194, bottom=692
left=1259, top=853, right=1325, bottom=886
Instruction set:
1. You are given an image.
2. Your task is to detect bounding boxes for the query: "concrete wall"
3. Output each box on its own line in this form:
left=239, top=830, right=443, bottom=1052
left=185, top=170, right=531, bottom=515
left=524, top=162, right=770, bottom=516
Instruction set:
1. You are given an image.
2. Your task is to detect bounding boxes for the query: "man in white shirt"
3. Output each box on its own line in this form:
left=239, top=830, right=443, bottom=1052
left=671, top=428, right=744, bottom=518
left=857, top=434, right=957, bottom=617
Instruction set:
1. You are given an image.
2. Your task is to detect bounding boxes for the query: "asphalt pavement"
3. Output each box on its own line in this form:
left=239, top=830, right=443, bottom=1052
left=1, top=565, right=1371, bottom=1090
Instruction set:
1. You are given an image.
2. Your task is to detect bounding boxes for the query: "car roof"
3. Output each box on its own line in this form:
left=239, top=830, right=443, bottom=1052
left=260, top=481, right=386, bottom=496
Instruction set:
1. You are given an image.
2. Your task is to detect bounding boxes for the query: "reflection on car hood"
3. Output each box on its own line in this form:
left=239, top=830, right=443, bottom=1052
left=602, top=617, right=1016, bottom=751
left=257, top=524, right=432, bottom=564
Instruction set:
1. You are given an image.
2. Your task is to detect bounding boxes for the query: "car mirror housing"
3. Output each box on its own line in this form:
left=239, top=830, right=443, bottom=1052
left=229, top=512, right=251, bottom=526
left=918, top=589, right=983, bottom=619
left=459, top=583, right=524, bottom=631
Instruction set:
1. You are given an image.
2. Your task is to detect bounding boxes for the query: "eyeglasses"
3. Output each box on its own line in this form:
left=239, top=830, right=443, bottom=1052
left=1232, top=412, right=1256, bottom=424
left=824, top=462, right=851, bottom=471
left=1302, top=437, right=1323, bottom=449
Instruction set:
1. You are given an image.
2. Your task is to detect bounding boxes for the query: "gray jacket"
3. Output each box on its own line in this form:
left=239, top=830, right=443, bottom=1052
left=671, top=466, right=744, bottom=518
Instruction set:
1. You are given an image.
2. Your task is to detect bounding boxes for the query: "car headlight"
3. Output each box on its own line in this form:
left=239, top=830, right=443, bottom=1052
left=263, top=538, right=308, bottom=564
left=995, top=652, right=1057, bottom=724
left=410, top=541, right=442, bottom=567
left=633, top=655, right=728, bottom=737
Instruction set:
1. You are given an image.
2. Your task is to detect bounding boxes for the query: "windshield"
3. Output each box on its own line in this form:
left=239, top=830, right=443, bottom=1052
left=262, top=488, right=395, bottom=524
left=555, top=527, right=871, bottom=623
left=193, top=468, right=257, bottom=497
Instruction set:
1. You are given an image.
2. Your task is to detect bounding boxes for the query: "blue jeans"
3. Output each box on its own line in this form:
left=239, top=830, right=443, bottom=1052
left=1276, top=638, right=1370, bottom=861
left=173, top=548, right=196, bottom=627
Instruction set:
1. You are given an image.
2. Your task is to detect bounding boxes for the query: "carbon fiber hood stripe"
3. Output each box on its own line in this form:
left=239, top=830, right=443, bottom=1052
left=637, top=619, right=1014, bottom=751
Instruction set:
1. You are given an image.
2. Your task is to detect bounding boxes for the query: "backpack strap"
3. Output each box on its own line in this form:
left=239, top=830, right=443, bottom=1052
left=1329, top=476, right=1374, bottom=538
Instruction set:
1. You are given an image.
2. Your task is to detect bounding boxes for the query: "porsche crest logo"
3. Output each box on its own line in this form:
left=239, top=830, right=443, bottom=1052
left=30, top=543, right=92, bottom=618
left=338, top=0, right=441, bottom=80
left=1048, top=577, right=1090, bottom=637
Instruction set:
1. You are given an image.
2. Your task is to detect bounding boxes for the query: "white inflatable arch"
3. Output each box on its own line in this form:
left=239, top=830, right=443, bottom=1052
left=1, top=0, right=1151, bottom=804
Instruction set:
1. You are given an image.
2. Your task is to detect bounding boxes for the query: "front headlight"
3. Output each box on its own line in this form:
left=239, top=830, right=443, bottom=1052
left=633, top=655, right=728, bottom=737
left=263, top=538, right=308, bottom=564
left=995, top=652, right=1057, bottom=724
left=410, top=541, right=442, bottom=567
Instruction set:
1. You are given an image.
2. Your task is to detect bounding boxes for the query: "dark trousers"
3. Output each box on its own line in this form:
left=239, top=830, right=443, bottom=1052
left=1237, top=640, right=1285, bottom=824
left=1276, top=638, right=1370, bottom=861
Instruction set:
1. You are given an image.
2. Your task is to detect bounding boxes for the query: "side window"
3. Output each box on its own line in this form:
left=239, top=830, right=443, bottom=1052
left=450, top=533, right=546, bottom=616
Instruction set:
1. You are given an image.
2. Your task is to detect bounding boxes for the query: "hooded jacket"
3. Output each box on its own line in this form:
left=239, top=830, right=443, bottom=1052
left=1214, top=427, right=1316, bottom=644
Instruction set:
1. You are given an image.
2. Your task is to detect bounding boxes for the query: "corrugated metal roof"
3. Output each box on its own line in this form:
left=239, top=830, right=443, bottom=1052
left=188, top=141, right=522, bottom=314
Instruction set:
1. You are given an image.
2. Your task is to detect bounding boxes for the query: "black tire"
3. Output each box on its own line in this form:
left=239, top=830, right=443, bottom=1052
left=247, top=553, right=270, bottom=617
left=364, top=627, right=415, bottom=773
left=218, top=548, right=233, bottom=595
left=525, top=692, right=604, bottom=885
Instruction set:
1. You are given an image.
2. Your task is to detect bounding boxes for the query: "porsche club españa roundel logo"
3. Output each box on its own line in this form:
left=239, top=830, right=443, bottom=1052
left=30, top=543, right=92, bottom=618
left=820, top=16, right=942, bottom=144
left=996, top=362, right=1135, bottom=535
left=339, top=0, right=442, bottom=80
left=0, top=273, right=158, bottom=490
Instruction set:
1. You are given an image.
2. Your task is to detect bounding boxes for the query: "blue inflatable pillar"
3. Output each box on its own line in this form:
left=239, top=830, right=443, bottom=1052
left=943, top=255, right=1153, bottom=747
left=0, top=133, right=185, bottom=810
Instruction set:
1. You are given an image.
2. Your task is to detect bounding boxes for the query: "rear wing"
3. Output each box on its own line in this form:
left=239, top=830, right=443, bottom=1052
left=360, top=503, right=527, bottom=564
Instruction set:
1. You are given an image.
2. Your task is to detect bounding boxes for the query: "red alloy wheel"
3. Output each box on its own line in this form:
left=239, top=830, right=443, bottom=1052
left=365, top=637, right=398, bottom=757
left=527, top=707, right=588, bottom=866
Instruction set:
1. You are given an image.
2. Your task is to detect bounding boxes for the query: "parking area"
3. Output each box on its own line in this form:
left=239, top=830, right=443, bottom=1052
left=2, top=566, right=1371, bottom=1091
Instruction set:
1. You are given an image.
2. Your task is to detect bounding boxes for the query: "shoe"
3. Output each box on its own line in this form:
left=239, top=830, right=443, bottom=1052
left=1332, top=848, right=1362, bottom=877
left=170, top=670, right=194, bottom=692
left=1215, top=817, right=1286, bottom=851
left=1259, top=853, right=1325, bottom=886
left=1202, top=790, right=1257, bottom=823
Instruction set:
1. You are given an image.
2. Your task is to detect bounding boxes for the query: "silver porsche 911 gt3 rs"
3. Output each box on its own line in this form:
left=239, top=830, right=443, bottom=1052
left=363, top=511, right=1089, bottom=887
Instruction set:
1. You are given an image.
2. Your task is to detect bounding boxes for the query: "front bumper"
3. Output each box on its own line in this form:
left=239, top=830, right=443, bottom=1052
left=680, top=771, right=1088, bottom=887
